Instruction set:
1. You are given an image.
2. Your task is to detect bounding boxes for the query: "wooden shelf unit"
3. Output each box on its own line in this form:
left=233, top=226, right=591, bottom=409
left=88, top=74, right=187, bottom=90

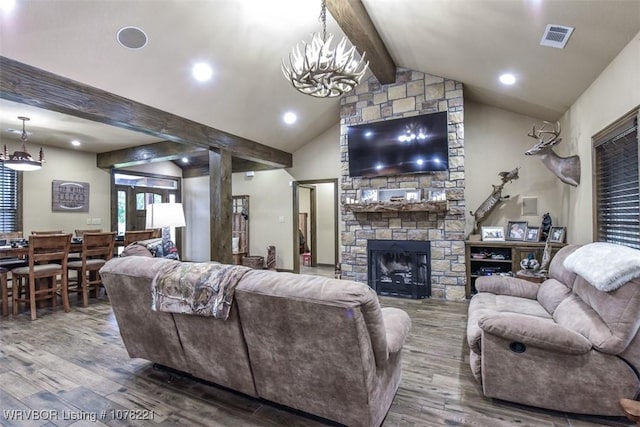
left=465, top=240, right=566, bottom=298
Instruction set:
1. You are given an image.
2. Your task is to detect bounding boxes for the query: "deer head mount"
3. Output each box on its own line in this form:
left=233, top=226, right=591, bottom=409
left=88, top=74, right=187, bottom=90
left=526, top=121, right=580, bottom=187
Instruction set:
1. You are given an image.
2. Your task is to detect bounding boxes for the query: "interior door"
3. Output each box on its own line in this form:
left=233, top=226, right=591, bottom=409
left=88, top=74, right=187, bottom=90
left=116, top=186, right=175, bottom=232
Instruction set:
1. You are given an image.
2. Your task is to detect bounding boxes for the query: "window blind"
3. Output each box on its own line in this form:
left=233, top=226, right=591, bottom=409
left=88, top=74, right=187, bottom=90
left=595, top=116, right=639, bottom=248
left=0, top=164, right=19, bottom=232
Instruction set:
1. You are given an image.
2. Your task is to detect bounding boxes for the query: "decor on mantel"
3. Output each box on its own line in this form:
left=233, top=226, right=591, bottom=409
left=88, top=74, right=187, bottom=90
left=526, top=121, right=580, bottom=187
left=344, top=199, right=448, bottom=213
left=281, top=0, right=369, bottom=98
left=1, top=116, right=45, bottom=171
left=468, top=167, right=520, bottom=236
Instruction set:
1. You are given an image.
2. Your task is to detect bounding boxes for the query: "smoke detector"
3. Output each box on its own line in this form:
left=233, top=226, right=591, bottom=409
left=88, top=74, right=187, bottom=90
left=540, top=24, right=574, bottom=49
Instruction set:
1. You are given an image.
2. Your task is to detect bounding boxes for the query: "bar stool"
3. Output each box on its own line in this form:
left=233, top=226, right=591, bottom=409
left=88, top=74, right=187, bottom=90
left=0, top=267, right=8, bottom=317
left=67, top=232, right=115, bottom=307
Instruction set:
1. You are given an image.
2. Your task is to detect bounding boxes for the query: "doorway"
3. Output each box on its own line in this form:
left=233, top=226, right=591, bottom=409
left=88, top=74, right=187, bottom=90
left=292, top=179, right=338, bottom=275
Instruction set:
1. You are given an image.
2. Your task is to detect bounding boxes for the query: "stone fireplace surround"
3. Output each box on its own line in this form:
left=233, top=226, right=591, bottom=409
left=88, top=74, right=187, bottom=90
left=339, top=68, right=466, bottom=301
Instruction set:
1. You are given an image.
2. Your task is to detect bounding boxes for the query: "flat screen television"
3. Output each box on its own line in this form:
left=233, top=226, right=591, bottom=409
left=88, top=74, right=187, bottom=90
left=347, top=111, right=448, bottom=177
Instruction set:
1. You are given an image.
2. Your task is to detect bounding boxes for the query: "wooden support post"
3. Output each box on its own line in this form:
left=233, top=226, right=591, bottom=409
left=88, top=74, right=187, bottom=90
left=209, top=149, right=233, bottom=264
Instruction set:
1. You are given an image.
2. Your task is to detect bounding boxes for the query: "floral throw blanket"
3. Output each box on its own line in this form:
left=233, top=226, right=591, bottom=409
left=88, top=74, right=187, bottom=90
left=151, top=262, right=251, bottom=319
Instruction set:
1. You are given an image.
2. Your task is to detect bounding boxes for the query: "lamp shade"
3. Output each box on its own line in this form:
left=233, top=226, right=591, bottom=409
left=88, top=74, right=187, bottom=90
left=146, top=203, right=186, bottom=229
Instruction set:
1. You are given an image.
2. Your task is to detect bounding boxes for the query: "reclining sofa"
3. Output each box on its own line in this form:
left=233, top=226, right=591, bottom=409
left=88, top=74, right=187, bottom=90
left=467, top=243, right=640, bottom=415
left=100, top=256, right=411, bottom=427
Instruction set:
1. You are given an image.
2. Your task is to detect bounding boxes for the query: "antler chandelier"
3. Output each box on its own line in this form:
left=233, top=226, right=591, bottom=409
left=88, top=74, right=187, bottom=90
left=282, top=0, right=369, bottom=98
left=1, top=116, right=45, bottom=171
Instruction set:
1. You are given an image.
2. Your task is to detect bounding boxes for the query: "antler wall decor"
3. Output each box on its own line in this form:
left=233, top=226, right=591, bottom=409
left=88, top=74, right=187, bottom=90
left=526, top=121, right=580, bottom=187
left=469, top=167, right=520, bottom=235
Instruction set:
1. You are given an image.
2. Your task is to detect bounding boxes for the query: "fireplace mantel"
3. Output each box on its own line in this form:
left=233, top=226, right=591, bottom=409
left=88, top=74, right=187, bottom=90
left=344, top=200, right=448, bottom=213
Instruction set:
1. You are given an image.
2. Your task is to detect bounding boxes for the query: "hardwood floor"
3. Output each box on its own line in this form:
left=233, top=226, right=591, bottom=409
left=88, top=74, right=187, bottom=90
left=0, top=296, right=633, bottom=427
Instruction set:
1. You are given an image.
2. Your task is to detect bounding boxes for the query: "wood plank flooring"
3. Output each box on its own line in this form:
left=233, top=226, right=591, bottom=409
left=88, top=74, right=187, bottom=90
left=0, top=296, right=633, bottom=427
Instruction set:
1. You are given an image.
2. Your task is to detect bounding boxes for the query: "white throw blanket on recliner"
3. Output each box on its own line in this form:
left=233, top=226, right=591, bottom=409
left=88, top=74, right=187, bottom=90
left=563, top=242, right=640, bottom=292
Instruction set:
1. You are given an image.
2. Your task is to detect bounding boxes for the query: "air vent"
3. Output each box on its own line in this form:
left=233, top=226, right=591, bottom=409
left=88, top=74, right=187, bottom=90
left=540, top=24, right=574, bottom=49
left=116, top=26, right=148, bottom=50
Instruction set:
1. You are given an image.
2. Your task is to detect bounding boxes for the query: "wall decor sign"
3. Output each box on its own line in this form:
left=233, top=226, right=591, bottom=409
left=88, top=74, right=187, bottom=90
left=52, top=180, right=90, bottom=212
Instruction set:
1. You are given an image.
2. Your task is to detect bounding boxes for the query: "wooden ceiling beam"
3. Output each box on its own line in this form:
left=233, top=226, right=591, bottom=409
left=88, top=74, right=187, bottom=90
left=0, top=56, right=292, bottom=168
left=97, top=140, right=205, bottom=169
left=326, top=0, right=396, bottom=85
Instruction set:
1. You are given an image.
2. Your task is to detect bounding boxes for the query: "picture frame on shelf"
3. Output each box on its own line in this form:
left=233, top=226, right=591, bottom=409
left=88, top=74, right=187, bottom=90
left=405, top=189, right=421, bottom=201
left=360, top=189, right=378, bottom=203
left=481, top=226, right=505, bottom=242
left=506, top=221, right=527, bottom=241
left=549, top=226, right=566, bottom=243
left=428, top=188, right=447, bottom=202
left=525, top=226, right=540, bottom=242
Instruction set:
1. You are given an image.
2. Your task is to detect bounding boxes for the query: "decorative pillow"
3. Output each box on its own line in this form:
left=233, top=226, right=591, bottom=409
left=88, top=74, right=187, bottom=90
left=121, top=242, right=153, bottom=257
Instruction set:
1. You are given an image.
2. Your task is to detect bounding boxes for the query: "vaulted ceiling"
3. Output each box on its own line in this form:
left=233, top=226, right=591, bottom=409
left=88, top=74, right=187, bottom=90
left=0, top=0, right=638, bottom=166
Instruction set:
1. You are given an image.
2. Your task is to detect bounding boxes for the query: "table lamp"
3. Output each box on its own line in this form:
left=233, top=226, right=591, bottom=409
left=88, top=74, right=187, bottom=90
left=145, top=203, right=186, bottom=243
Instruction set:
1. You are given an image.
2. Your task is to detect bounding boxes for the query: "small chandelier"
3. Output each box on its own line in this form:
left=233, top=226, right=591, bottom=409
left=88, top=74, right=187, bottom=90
left=1, top=116, right=45, bottom=171
left=282, top=0, right=369, bottom=98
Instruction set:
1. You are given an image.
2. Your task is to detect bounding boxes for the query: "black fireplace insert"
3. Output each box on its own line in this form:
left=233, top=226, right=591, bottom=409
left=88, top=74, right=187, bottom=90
left=367, top=239, right=430, bottom=299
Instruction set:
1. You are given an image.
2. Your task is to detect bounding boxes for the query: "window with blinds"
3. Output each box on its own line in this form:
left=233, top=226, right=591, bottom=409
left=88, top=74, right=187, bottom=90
left=594, top=110, right=639, bottom=249
left=0, top=164, right=19, bottom=232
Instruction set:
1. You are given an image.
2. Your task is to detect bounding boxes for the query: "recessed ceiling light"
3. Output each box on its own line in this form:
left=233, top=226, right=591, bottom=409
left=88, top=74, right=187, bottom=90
left=192, top=63, right=213, bottom=82
left=499, top=73, right=516, bottom=85
left=0, top=0, right=16, bottom=13
left=71, top=140, right=81, bottom=147
left=283, top=112, right=297, bottom=125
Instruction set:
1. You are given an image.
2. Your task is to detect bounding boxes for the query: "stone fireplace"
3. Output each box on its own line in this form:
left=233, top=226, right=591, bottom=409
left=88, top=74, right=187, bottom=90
left=368, top=239, right=430, bottom=299
left=340, top=68, right=466, bottom=301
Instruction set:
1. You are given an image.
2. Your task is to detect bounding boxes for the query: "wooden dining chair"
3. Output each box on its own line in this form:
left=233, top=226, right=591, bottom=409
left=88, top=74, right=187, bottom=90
left=124, top=230, right=157, bottom=247
left=67, top=232, right=116, bottom=307
left=12, top=233, right=72, bottom=320
left=0, top=267, right=8, bottom=317
left=74, top=229, right=102, bottom=238
left=31, top=230, right=63, bottom=235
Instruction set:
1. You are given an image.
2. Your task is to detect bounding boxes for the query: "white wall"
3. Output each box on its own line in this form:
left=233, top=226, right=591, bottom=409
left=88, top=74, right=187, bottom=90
left=22, top=146, right=110, bottom=235
left=561, top=31, right=640, bottom=244
left=464, top=101, right=563, bottom=236
left=122, top=161, right=182, bottom=177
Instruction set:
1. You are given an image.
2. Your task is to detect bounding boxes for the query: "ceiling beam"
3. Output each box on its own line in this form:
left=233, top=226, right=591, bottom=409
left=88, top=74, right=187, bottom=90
left=0, top=56, right=292, bottom=168
left=97, top=140, right=206, bottom=169
left=326, top=0, right=396, bottom=85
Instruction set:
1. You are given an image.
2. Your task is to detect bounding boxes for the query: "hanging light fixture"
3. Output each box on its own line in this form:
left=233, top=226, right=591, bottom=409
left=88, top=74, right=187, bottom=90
left=1, top=116, right=45, bottom=171
left=282, top=0, right=369, bottom=98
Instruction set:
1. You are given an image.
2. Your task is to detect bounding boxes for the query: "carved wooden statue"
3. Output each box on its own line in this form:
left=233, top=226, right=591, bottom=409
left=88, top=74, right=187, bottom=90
left=469, top=167, right=520, bottom=235
left=526, top=121, right=580, bottom=187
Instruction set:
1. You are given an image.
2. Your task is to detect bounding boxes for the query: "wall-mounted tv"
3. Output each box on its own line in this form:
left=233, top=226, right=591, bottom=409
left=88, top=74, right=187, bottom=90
left=347, top=111, right=449, bottom=178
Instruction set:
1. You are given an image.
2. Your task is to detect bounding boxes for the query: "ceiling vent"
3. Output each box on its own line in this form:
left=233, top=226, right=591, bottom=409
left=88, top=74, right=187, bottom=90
left=116, top=26, right=148, bottom=50
left=540, top=24, right=574, bottom=49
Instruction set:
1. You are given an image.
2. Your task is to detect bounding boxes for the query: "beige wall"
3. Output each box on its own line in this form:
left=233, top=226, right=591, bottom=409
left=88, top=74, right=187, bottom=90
left=182, top=175, right=210, bottom=262
left=22, top=146, right=110, bottom=235
left=232, top=170, right=295, bottom=270
left=288, top=124, right=340, bottom=181
left=315, top=182, right=335, bottom=265
left=560, top=31, right=640, bottom=244
left=465, top=101, right=563, bottom=236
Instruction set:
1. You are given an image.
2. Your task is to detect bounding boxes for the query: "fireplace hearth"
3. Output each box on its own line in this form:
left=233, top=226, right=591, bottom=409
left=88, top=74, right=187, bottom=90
left=367, top=240, right=431, bottom=299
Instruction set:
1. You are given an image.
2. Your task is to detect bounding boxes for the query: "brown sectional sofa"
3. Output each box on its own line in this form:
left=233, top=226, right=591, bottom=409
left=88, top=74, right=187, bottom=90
left=467, top=244, right=640, bottom=416
left=100, top=256, right=411, bottom=427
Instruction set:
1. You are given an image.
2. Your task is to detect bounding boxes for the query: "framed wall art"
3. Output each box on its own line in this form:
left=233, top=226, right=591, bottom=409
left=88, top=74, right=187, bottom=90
left=52, top=180, right=90, bottom=212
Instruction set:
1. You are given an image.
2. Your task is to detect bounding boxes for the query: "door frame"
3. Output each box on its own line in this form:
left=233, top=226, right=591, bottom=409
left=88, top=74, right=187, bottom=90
left=292, top=178, right=339, bottom=274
